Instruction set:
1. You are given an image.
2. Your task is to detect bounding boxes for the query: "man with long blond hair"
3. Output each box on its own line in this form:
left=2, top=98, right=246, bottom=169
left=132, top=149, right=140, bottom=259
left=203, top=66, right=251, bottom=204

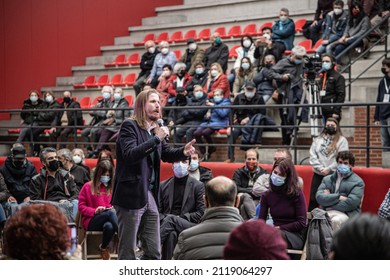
left=111, top=89, right=196, bottom=260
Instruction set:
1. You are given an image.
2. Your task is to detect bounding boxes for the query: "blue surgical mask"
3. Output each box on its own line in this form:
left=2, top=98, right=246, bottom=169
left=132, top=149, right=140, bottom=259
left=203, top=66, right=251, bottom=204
left=213, top=96, right=223, bottom=103
left=103, top=92, right=111, bottom=100
left=337, top=164, right=350, bottom=175
left=294, top=58, right=302, bottom=65
left=189, top=160, right=199, bottom=171
left=30, top=96, right=38, bottom=103
left=114, top=93, right=121, bottom=101
left=270, top=172, right=286, bottom=186
left=322, top=62, right=332, bottom=71
left=45, top=96, right=53, bottom=103
left=241, top=63, right=250, bottom=70
left=100, top=175, right=111, bottom=185
left=194, top=91, right=204, bottom=99
left=195, top=68, right=204, bottom=75
left=173, top=162, right=189, bottom=178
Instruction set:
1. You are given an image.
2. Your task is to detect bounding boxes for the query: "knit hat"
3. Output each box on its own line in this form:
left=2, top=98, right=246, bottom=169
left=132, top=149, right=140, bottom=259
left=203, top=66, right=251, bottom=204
left=223, top=220, right=289, bottom=260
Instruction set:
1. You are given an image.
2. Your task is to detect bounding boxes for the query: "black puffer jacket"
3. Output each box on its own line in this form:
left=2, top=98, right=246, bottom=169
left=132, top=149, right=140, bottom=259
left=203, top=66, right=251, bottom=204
left=20, top=98, right=45, bottom=125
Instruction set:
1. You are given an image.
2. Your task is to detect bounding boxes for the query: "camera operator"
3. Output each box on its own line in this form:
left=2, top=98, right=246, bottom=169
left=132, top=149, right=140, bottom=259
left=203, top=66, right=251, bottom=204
left=318, top=53, right=345, bottom=122
left=267, top=46, right=307, bottom=145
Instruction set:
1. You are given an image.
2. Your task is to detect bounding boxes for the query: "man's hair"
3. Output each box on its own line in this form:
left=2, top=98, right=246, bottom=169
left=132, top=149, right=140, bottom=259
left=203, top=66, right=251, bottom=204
left=72, top=148, right=85, bottom=159
left=132, top=89, right=161, bottom=129
left=336, top=151, right=355, bottom=166
left=173, top=62, right=187, bottom=74
left=39, top=147, right=57, bottom=163
left=333, top=0, right=344, bottom=8
left=275, top=148, right=292, bottom=160
left=261, top=26, right=272, bottom=33
left=57, top=148, right=73, bottom=162
left=292, top=45, right=307, bottom=57
left=4, top=204, right=69, bottom=259
left=162, top=64, right=173, bottom=71
left=382, top=58, right=390, bottom=68
left=280, top=8, right=289, bottom=15
left=321, top=53, right=336, bottom=64
left=245, top=149, right=259, bottom=160
left=194, top=62, right=205, bottom=68
left=205, top=176, right=237, bottom=207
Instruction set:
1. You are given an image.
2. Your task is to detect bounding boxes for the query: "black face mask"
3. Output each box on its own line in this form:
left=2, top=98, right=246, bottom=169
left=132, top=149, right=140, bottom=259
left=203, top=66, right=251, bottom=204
left=265, top=63, right=273, bottom=68
left=63, top=97, right=71, bottom=103
left=12, top=160, right=25, bottom=169
left=326, top=126, right=337, bottom=135
left=47, top=160, right=60, bottom=172
left=381, top=68, right=388, bottom=75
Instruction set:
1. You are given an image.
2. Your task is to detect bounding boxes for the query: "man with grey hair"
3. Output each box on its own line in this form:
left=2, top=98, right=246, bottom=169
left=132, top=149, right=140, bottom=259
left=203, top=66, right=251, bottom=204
left=146, top=41, right=177, bottom=88
left=204, top=32, right=229, bottom=72
left=57, top=148, right=90, bottom=191
left=271, top=8, right=296, bottom=53
left=173, top=176, right=243, bottom=260
left=134, top=40, right=158, bottom=95
left=267, top=45, right=307, bottom=145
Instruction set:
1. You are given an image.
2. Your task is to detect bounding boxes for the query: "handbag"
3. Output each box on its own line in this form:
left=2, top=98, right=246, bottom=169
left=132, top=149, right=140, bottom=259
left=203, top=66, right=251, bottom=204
left=378, top=188, right=390, bottom=219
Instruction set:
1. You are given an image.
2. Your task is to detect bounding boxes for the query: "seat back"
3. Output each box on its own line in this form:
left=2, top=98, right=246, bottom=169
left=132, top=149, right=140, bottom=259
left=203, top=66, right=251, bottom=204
left=258, top=21, right=273, bottom=35
left=128, top=53, right=140, bottom=65
left=109, top=74, right=123, bottom=86
left=169, top=31, right=183, bottom=43
left=227, top=25, right=242, bottom=38
left=123, top=73, right=136, bottom=86
left=155, top=32, right=169, bottom=43
left=242, top=23, right=258, bottom=36
left=183, top=29, right=197, bottom=41
left=96, top=74, right=109, bottom=86
left=124, top=95, right=134, bottom=107
left=214, top=26, right=227, bottom=38
left=79, top=96, right=91, bottom=108
left=196, top=28, right=211, bottom=40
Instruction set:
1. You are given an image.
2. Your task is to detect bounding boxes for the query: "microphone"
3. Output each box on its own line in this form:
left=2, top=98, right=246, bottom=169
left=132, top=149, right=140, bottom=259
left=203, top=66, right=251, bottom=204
left=156, top=119, right=169, bottom=142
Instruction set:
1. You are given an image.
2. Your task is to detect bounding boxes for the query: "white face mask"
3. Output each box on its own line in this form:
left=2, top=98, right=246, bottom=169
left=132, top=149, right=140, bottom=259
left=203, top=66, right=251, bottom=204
left=114, top=93, right=121, bottom=101
left=245, top=91, right=255, bottom=99
left=173, top=162, right=189, bottom=178
left=211, top=70, right=219, bottom=77
left=103, top=92, right=111, bottom=100
left=161, top=47, right=169, bottom=55
left=279, top=15, right=288, bottom=22
left=72, top=155, right=82, bottom=164
left=30, top=96, right=38, bottom=103
left=148, top=47, right=156, bottom=54
left=45, top=96, right=53, bottom=103
left=243, top=40, right=251, bottom=48
left=263, top=34, right=271, bottom=40
left=334, top=8, right=342, bottom=15
left=163, top=70, right=171, bottom=77
left=241, top=62, right=250, bottom=70
left=189, top=43, right=197, bottom=51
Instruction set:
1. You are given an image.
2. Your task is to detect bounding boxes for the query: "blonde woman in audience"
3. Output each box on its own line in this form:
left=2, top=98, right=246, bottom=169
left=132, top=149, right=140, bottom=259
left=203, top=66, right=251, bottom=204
left=203, top=63, right=230, bottom=98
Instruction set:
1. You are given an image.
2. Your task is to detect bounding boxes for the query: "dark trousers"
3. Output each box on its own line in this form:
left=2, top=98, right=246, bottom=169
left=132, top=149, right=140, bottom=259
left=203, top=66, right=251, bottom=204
left=228, top=127, right=242, bottom=160
left=49, top=127, right=75, bottom=149
left=96, top=129, right=115, bottom=151
left=308, top=172, right=325, bottom=212
left=193, top=127, right=216, bottom=154
left=160, top=215, right=195, bottom=260
left=88, top=209, right=118, bottom=249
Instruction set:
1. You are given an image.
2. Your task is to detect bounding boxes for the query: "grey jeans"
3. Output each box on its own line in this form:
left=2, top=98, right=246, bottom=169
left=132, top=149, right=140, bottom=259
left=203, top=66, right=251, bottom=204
left=114, top=191, right=161, bottom=260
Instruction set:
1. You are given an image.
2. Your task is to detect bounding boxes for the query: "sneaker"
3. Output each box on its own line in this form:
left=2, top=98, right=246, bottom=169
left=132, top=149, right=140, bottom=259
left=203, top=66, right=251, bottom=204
left=99, top=245, right=111, bottom=260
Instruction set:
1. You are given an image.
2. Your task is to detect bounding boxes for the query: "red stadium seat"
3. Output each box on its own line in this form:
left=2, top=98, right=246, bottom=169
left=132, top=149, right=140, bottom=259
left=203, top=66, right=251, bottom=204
left=127, top=53, right=140, bottom=65
left=95, top=74, right=109, bottom=87
left=228, top=45, right=240, bottom=59
left=109, top=74, right=124, bottom=86
left=227, top=25, right=242, bottom=38
left=123, top=73, right=137, bottom=86
left=214, top=26, right=227, bottom=39
left=91, top=96, right=103, bottom=107
left=242, top=23, right=259, bottom=36
left=168, top=31, right=183, bottom=43
left=308, top=38, right=323, bottom=53
left=183, top=29, right=197, bottom=42
left=104, top=54, right=126, bottom=67
left=196, top=28, right=211, bottom=41
left=173, top=50, right=182, bottom=60
left=155, top=32, right=169, bottom=44
left=285, top=39, right=313, bottom=55
left=258, top=21, right=273, bottom=35
left=134, top=33, right=155, bottom=46
left=79, top=96, right=91, bottom=108
left=124, top=95, right=134, bottom=107
left=73, top=75, right=96, bottom=89
left=295, top=18, right=307, bottom=33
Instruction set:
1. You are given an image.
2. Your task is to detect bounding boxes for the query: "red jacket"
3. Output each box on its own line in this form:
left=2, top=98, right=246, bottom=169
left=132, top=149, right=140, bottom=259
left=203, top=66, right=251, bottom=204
left=204, top=74, right=230, bottom=98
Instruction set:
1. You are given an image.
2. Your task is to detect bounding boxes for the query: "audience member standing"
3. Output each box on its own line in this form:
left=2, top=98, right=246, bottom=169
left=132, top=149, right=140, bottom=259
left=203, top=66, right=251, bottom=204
left=110, top=89, right=195, bottom=260
left=308, top=118, right=349, bottom=211
left=271, top=8, right=296, bottom=53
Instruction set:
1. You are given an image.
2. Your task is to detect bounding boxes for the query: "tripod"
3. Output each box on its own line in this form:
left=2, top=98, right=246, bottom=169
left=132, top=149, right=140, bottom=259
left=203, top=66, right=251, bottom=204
left=290, top=75, right=323, bottom=146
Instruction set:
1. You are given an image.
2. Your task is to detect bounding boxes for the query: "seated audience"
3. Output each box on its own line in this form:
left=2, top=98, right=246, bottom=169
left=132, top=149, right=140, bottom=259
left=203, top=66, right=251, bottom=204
left=29, top=147, right=79, bottom=222
left=146, top=41, right=177, bottom=88
left=232, top=57, right=256, bottom=99
left=188, top=147, right=213, bottom=185
left=185, top=62, right=208, bottom=95
left=204, top=32, right=229, bottom=73
left=371, top=0, right=390, bottom=37
left=223, top=219, right=289, bottom=260
left=3, top=203, right=80, bottom=260
left=253, top=54, right=277, bottom=104
left=178, top=38, right=205, bottom=76
left=254, top=27, right=284, bottom=67
left=71, top=148, right=90, bottom=173
left=271, top=8, right=296, bottom=53
left=90, top=149, right=115, bottom=179
left=159, top=160, right=205, bottom=260
left=133, top=40, right=158, bottom=95
left=57, top=148, right=90, bottom=192
left=49, top=90, right=83, bottom=149
left=167, top=62, right=192, bottom=106
left=156, top=64, right=174, bottom=107
left=329, top=213, right=390, bottom=259
left=173, top=176, right=243, bottom=260
left=305, top=0, right=334, bottom=45
left=78, top=160, right=118, bottom=260
left=316, top=150, right=365, bottom=232
left=0, top=144, right=37, bottom=216
left=16, top=90, right=44, bottom=154
left=259, top=158, right=307, bottom=250
left=203, top=62, right=230, bottom=98
left=193, top=88, right=230, bottom=159
left=171, top=85, right=208, bottom=145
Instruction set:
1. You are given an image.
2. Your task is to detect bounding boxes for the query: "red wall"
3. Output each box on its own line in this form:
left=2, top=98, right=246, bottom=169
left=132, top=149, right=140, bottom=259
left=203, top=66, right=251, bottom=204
left=0, top=0, right=182, bottom=119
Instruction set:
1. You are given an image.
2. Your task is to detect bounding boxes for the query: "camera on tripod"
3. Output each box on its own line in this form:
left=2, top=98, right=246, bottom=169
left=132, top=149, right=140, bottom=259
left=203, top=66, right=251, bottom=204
left=303, top=53, right=322, bottom=81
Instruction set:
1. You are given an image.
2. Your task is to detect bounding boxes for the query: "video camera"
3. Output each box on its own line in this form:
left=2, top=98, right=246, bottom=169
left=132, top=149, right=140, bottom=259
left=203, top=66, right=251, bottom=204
left=303, top=53, right=322, bottom=81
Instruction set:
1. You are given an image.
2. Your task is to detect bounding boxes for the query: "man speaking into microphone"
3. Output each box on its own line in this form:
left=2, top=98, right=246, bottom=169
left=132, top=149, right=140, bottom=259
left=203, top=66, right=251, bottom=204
left=111, top=89, right=196, bottom=260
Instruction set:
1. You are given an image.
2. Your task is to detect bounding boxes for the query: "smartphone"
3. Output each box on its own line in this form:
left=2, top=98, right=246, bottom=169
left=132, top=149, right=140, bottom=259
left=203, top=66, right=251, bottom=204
left=67, top=222, right=77, bottom=256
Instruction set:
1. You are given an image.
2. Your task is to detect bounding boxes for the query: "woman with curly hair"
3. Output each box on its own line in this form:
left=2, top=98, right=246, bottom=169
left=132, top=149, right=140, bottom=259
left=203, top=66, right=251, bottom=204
left=3, top=203, right=70, bottom=259
left=308, top=118, right=349, bottom=211
left=259, top=158, right=307, bottom=251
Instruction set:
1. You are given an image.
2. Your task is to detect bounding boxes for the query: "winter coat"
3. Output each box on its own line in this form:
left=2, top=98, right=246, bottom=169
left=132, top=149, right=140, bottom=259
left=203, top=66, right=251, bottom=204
left=20, top=98, right=45, bottom=125
left=199, top=98, right=230, bottom=130
left=179, top=47, right=205, bottom=76
left=204, top=43, right=229, bottom=72
left=241, top=113, right=278, bottom=145
left=272, top=18, right=295, bottom=50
